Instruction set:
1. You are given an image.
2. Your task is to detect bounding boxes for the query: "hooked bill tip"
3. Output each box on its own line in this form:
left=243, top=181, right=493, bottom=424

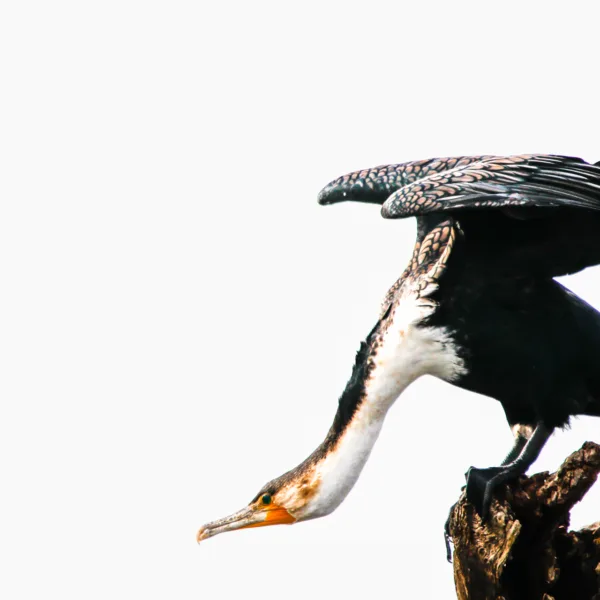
left=196, top=527, right=209, bottom=544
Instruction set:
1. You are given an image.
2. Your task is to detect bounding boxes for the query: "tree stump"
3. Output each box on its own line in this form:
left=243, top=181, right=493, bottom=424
left=447, top=442, right=600, bottom=600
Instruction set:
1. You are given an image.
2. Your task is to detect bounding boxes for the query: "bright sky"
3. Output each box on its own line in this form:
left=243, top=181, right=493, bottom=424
left=1, top=2, right=599, bottom=599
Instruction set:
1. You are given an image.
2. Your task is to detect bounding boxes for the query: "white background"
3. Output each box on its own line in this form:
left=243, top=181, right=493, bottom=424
left=1, top=2, right=599, bottom=599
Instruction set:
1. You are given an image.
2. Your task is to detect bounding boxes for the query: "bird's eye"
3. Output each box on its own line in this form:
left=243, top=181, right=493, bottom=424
left=261, top=494, right=272, bottom=505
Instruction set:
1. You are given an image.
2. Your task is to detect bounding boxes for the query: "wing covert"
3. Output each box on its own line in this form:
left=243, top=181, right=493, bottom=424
left=317, top=155, right=493, bottom=206
left=380, top=155, right=600, bottom=219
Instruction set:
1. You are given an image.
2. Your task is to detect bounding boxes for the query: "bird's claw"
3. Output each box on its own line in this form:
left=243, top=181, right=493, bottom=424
left=444, top=465, right=522, bottom=560
left=465, top=465, right=508, bottom=520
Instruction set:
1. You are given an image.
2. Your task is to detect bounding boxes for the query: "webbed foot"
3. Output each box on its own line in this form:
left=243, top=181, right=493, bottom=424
left=465, top=465, right=516, bottom=520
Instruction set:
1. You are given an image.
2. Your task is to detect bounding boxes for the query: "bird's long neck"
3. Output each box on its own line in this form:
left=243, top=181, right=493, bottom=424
left=306, top=384, right=398, bottom=519
left=297, top=290, right=464, bottom=520
left=300, top=316, right=423, bottom=518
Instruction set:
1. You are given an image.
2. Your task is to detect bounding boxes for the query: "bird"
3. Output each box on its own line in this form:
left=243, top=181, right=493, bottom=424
left=197, top=154, right=600, bottom=552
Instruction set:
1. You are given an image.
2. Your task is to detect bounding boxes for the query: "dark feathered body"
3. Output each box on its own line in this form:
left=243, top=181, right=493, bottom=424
left=427, top=237, right=600, bottom=429
left=448, top=207, right=600, bottom=279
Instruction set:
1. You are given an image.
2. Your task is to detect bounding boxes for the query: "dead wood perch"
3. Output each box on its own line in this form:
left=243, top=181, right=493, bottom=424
left=447, top=442, right=600, bottom=600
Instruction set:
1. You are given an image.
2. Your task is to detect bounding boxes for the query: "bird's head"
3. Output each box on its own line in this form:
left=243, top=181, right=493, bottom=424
left=197, top=461, right=327, bottom=543
left=197, top=331, right=388, bottom=544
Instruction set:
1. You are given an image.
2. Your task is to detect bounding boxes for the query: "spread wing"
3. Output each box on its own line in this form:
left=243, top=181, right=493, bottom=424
left=318, top=154, right=600, bottom=279
left=318, top=154, right=600, bottom=218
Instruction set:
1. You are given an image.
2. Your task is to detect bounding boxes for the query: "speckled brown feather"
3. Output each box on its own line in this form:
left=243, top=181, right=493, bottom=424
left=318, top=155, right=492, bottom=202
left=380, top=219, right=456, bottom=317
left=382, top=155, right=600, bottom=218
left=319, top=154, right=600, bottom=281
left=318, top=154, right=600, bottom=218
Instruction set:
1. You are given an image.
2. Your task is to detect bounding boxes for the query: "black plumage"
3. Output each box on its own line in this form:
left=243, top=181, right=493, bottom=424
left=318, top=154, right=600, bottom=529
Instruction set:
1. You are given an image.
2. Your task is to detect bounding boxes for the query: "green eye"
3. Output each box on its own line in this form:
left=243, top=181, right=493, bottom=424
left=261, top=494, right=272, bottom=505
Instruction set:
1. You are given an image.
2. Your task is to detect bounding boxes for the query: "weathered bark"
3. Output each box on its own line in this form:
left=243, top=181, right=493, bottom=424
left=448, top=442, right=600, bottom=600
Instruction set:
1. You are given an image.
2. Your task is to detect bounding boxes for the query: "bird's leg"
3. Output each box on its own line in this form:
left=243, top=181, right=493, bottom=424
left=500, top=426, right=530, bottom=465
left=465, top=422, right=552, bottom=520
left=444, top=424, right=544, bottom=562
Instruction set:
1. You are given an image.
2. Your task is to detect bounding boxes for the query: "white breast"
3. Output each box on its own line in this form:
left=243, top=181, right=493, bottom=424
left=365, top=287, right=466, bottom=411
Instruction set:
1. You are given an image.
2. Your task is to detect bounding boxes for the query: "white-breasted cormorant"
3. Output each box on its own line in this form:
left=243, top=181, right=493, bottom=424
left=197, top=155, right=600, bottom=551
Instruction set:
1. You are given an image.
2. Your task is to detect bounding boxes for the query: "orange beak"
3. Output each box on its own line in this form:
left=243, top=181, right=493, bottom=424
left=197, top=502, right=296, bottom=543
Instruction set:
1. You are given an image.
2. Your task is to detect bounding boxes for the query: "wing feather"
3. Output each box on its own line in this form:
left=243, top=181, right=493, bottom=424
left=380, top=155, right=600, bottom=218
left=317, top=155, right=600, bottom=279
left=318, top=154, right=600, bottom=217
